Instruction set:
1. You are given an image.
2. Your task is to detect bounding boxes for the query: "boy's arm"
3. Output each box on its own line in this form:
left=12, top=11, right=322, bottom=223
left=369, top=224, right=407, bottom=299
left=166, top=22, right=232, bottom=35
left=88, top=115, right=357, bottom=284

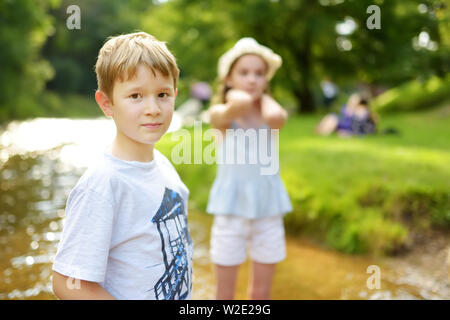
left=52, top=271, right=117, bottom=300
left=261, top=94, right=288, bottom=129
left=209, top=89, right=253, bottom=129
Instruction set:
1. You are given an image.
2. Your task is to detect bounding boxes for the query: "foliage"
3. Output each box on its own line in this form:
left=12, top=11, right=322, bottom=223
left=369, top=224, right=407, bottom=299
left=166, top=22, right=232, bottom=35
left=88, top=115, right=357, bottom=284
left=372, top=73, right=450, bottom=112
left=43, top=0, right=155, bottom=95
left=0, top=0, right=59, bottom=123
left=1, top=0, right=449, bottom=122
left=37, top=90, right=102, bottom=118
left=141, top=0, right=449, bottom=113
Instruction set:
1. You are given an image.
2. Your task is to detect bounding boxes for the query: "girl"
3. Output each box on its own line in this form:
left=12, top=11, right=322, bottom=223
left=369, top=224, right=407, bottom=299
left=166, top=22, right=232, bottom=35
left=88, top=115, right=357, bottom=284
left=206, top=38, right=292, bottom=300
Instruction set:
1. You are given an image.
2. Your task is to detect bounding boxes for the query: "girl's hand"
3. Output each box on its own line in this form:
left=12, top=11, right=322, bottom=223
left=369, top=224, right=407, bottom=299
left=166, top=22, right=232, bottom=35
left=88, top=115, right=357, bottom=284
left=208, top=89, right=254, bottom=130
left=225, top=89, right=254, bottom=111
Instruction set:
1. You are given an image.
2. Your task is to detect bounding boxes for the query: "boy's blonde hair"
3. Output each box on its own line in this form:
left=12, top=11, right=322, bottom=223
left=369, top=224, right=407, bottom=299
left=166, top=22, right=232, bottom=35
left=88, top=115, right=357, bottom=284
left=95, top=32, right=179, bottom=101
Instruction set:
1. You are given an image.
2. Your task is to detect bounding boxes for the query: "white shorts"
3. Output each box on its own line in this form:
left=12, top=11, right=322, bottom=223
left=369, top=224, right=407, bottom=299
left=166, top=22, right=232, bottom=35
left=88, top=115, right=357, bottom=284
left=210, top=214, right=286, bottom=266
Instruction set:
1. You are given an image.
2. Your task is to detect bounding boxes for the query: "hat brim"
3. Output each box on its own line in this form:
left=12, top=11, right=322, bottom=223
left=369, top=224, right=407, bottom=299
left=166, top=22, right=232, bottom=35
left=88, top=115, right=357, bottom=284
left=218, top=38, right=282, bottom=81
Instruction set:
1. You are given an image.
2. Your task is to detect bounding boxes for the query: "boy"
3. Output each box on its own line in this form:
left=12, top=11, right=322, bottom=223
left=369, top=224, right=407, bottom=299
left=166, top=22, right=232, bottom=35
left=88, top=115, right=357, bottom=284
left=52, top=32, right=193, bottom=300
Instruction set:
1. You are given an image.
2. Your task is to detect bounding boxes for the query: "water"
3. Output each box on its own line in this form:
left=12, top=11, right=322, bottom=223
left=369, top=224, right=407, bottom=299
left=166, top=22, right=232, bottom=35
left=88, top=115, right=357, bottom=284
left=0, top=117, right=449, bottom=300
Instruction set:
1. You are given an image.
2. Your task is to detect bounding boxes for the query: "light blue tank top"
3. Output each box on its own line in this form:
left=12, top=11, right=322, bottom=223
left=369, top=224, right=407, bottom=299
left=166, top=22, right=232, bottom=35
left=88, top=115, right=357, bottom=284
left=206, top=121, right=292, bottom=218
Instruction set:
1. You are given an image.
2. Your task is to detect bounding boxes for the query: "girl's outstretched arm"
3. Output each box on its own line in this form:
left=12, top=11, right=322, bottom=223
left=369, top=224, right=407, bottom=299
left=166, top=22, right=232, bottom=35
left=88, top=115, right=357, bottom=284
left=209, top=90, right=253, bottom=130
left=261, top=94, right=288, bottom=129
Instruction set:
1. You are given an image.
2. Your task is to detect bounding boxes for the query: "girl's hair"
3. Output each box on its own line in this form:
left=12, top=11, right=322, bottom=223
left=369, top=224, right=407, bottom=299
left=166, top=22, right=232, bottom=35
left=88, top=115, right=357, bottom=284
left=211, top=54, right=271, bottom=105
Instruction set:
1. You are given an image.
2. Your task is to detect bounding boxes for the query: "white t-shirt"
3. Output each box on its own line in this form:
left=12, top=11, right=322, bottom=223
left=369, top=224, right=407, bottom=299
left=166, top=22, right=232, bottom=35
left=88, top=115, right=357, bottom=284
left=52, top=149, right=193, bottom=300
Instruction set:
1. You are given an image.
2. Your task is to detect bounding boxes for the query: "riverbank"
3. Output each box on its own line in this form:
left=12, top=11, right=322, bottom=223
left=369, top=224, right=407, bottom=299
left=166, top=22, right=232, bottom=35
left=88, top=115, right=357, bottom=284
left=381, top=229, right=450, bottom=299
left=189, top=209, right=450, bottom=299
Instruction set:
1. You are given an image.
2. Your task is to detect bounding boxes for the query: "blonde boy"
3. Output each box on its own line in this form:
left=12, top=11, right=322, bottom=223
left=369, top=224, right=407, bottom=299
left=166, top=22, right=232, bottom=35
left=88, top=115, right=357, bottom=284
left=52, top=32, right=193, bottom=300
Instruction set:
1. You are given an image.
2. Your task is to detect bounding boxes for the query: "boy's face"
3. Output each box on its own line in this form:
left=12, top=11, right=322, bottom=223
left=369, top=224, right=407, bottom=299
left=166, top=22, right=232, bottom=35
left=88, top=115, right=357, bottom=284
left=98, top=64, right=176, bottom=147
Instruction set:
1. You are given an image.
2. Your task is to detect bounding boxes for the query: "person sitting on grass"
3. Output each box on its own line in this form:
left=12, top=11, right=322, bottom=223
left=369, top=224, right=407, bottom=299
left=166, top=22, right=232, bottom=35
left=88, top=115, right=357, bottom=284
left=315, top=93, right=378, bottom=137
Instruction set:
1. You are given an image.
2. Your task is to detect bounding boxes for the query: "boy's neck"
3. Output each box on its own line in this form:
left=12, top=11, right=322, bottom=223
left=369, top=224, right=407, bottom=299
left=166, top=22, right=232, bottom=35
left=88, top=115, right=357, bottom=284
left=110, top=133, right=155, bottom=163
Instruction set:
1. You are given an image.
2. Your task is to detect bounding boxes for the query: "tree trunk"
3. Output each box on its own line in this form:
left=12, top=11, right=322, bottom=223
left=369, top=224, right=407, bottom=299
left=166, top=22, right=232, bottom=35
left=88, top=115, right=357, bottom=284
left=295, top=43, right=315, bottom=113
left=294, top=82, right=315, bottom=113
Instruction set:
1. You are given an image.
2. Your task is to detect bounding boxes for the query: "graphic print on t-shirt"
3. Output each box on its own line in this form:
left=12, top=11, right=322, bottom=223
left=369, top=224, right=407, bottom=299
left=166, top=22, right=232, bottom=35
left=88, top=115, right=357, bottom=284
left=150, top=187, right=192, bottom=300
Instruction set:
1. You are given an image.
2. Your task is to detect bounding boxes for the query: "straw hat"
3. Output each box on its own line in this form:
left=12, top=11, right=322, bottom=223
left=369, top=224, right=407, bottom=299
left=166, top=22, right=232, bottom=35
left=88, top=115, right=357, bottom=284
left=218, top=37, right=282, bottom=81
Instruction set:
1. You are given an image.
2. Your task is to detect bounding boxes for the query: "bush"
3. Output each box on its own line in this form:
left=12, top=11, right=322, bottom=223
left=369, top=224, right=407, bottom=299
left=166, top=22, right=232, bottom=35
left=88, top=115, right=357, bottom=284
left=38, top=91, right=102, bottom=118
left=372, top=74, right=450, bottom=113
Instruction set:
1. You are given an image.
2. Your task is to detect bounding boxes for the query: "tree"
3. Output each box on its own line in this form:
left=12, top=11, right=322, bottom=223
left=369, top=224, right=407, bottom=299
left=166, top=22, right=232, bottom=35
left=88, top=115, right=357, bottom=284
left=140, top=0, right=449, bottom=113
left=0, top=0, right=58, bottom=123
left=140, top=0, right=238, bottom=104
left=43, top=0, right=155, bottom=96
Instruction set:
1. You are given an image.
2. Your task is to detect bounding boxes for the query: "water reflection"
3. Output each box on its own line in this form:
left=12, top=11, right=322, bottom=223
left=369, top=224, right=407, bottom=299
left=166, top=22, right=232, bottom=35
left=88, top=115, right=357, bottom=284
left=0, top=118, right=448, bottom=300
left=0, top=117, right=207, bottom=300
left=0, top=147, right=80, bottom=299
left=1, top=117, right=181, bottom=168
left=0, top=118, right=109, bottom=299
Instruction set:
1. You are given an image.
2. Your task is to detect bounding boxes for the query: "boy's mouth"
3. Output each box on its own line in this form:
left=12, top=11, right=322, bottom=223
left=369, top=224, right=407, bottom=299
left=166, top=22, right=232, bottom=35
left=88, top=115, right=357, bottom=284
left=142, top=122, right=162, bottom=129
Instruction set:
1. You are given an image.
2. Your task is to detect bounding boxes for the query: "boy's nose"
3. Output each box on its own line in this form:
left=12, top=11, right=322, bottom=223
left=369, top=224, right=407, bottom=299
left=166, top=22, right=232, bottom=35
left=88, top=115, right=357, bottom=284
left=144, top=99, right=161, bottom=116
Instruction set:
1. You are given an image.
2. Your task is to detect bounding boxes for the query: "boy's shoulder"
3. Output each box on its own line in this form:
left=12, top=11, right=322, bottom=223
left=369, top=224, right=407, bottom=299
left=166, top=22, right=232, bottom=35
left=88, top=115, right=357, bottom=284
left=70, top=151, right=118, bottom=198
left=69, top=149, right=187, bottom=202
left=74, top=149, right=178, bottom=187
left=154, top=149, right=176, bottom=171
left=154, top=149, right=187, bottom=187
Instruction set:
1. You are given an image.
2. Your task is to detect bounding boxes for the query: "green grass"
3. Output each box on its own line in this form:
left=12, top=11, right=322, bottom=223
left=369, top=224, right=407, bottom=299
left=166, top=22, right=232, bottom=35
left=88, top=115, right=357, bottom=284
left=156, top=105, right=450, bottom=255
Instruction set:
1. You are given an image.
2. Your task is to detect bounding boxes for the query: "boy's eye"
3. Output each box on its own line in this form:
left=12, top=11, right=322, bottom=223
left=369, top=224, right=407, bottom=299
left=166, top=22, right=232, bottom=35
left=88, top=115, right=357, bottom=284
left=130, top=93, right=141, bottom=99
left=158, top=92, right=168, bottom=98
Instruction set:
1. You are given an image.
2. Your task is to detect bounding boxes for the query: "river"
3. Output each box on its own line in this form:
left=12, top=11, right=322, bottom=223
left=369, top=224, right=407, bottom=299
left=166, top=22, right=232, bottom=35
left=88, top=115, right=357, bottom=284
left=0, top=117, right=448, bottom=299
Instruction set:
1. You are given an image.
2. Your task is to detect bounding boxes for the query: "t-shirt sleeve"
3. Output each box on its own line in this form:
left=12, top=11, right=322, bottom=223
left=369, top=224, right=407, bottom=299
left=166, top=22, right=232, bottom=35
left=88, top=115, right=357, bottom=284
left=52, top=187, right=115, bottom=283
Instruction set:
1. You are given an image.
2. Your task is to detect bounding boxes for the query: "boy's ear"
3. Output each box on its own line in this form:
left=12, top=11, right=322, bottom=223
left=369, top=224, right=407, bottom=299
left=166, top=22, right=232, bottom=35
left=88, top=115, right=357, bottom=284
left=95, top=90, right=114, bottom=117
left=175, top=88, right=178, bottom=98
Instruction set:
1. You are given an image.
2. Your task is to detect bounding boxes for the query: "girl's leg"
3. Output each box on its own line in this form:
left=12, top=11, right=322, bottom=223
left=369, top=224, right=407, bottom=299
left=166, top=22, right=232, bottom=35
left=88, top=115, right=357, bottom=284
left=248, top=261, right=276, bottom=300
left=214, top=264, right=240, bottom=300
